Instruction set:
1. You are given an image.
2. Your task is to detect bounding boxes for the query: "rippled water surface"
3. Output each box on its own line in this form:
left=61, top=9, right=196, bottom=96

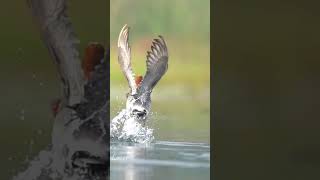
left=110, top=140, right=210, bottom=180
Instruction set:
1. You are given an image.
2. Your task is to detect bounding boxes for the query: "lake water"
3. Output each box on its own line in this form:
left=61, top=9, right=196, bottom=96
left=110, top=140, right=211, bottom=180
left=109, top=84, right=211, bottom=179
left=110, top=85, right=211, bottom=143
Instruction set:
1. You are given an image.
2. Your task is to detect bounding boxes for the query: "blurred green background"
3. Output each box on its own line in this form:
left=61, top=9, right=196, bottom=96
left=0, top=1, right=107, bottom=179
left=110, top=0, right=210, bottom=143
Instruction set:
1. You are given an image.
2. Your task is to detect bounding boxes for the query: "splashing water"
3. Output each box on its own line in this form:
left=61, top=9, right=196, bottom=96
left=13, top=144, right=107, bottom=180
left=110, top=109, right=155, bottom=143
left=12, top=149, right=62, bottom=180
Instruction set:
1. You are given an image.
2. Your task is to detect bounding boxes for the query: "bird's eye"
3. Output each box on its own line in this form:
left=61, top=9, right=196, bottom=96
left=126, top=92, right=129, bottom=98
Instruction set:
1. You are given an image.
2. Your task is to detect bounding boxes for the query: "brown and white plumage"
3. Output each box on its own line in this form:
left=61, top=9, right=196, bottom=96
left=28, top=0, right=84, bottom=106
left=112, top=25, right=169, bottom=140
left=25, top=1, right=109, bottom=178
left=117, top=24, right=168, bottom=95
left=117, top=24, right=138, bottom=94
left=139, top=35, right=168, bottom=93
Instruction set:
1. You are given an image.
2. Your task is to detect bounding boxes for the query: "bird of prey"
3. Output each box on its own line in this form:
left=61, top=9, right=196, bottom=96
left=15, top=0, right=110, bottom=179
left=111, top=24, right=168, bottom=139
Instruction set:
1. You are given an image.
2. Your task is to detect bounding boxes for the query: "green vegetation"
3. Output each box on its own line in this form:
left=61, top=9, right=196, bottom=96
left=110, top=0, right=210, bottom=42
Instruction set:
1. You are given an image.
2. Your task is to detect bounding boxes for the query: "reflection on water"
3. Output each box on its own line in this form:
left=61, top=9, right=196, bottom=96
left=110, top=140, right=210, bottom=180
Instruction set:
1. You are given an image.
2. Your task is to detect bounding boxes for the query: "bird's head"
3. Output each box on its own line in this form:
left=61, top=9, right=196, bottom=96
left=125, top=76, right=151, bottom=124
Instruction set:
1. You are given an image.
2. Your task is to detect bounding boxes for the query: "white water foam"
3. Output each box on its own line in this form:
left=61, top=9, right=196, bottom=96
left=110, top=109, right=154, bottom=144
left=12, top=149, right=61, bottom=180
left=13, top=148, right=106, bottom=180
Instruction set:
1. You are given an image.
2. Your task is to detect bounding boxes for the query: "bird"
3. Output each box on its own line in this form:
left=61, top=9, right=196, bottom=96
left=16, top=0, right=109, bottom=179
left=111, top=24, right=169, bottom=140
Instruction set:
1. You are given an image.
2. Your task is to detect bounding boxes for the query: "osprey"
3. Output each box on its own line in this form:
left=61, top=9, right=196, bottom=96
left=15, top=0, right=109, bottom=179
left=111, top=25, right=169, bottom=140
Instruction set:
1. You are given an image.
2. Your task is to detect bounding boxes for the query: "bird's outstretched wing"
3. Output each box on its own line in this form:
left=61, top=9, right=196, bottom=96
left=139, top=36, right=168, bottom=94
left=28, top=0, right=84, bottom=106
left=117, top=24, right=137, bottom=94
